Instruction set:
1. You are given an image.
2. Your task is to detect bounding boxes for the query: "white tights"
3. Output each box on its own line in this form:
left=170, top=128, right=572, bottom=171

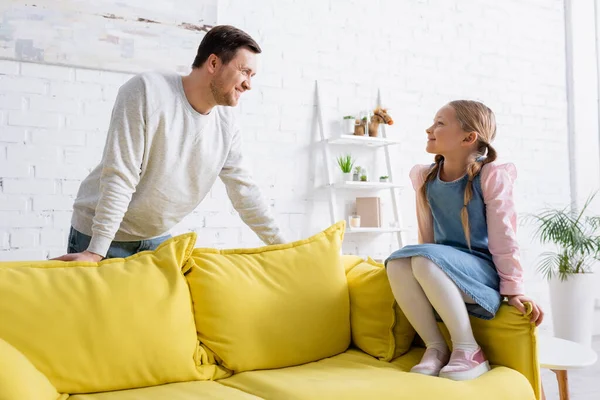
left=387, top=256, right=479, bottom=353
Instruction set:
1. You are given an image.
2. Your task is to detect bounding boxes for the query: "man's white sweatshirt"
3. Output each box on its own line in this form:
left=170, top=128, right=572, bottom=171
left=72, top=71, right=284, bottom=256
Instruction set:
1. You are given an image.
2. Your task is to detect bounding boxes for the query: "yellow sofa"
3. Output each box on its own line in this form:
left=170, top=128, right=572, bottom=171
left=0, top=222, right=540, bottom=400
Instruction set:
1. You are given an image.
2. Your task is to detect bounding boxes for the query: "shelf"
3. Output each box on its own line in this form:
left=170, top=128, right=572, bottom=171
left=332, top=181, right=402, bottom=190
left=345, top=227, right=403, bottom=234
left=326, top=135, right=401, bottom=147
left=316, top=81, right=405, bottom=249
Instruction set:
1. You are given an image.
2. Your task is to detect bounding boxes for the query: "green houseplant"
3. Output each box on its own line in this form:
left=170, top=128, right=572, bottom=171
left=336, top=154, right=354, bottom=183
left=529, top=194, right=600, bottom=281
left=528, top=193, right=599, bottom=346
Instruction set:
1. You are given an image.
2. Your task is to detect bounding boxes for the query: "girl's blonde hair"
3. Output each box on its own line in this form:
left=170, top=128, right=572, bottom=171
left=418, top=100, right=497, bottom=249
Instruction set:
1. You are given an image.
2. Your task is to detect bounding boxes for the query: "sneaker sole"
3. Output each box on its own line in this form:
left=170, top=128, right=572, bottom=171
left=438, top=361, right=491, bottom=381
left=410, top=368, right=440, bottom=377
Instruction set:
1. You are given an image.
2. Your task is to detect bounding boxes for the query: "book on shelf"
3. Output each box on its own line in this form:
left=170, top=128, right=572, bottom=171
left=355, top=196, right=381, bottom=228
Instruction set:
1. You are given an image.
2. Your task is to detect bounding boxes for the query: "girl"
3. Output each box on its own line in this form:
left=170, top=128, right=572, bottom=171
left=385, top=100, right=543, bottom=381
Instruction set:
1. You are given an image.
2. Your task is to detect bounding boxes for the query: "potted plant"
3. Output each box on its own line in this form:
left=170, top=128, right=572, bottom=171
left=342, top=115, right=356, bottom=135
left=379, top=175, right=389, bottom=183
left=528, top=194, right=599, bottom=347
left=336, top=154, right=354, bottom=183
left=354, top=167, right=367, bottom=182
left=353, top=166, right=361, bottom=182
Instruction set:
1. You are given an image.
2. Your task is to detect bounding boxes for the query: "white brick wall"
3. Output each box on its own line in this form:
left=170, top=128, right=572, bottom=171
left=0, top=0, right=572, bottom=333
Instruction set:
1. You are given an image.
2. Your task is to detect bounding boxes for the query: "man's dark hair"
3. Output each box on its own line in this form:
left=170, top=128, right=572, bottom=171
left=192, top=25, right=262, bottom=68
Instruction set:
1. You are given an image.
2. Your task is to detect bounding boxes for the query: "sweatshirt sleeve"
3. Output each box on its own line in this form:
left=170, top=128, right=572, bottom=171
left=87, top=76, right=147, bottom=257
left=219, top=122, right=286, bottom=245
left=481, top=162, right=524, bottom=295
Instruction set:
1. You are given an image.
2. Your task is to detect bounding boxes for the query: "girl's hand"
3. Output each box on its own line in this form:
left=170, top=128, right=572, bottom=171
left=507, top=295, right=544, bottom=327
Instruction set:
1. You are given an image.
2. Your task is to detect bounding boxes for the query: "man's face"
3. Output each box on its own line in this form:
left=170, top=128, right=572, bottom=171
left=210, top=48, right=257, bottom=107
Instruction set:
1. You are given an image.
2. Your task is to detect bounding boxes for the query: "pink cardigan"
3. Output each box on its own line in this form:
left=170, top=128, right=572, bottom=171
left=409, top=163, right=524, bottom=296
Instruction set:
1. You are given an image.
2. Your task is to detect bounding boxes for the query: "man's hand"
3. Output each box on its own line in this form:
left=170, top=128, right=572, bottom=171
left=507, top=294, right=544, bottom=327
left=52, top=250, right=103, bottom=262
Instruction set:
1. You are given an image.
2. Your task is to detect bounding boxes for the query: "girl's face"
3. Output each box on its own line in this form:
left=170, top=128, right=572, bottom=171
left=425, top=105, right=475, bottom=156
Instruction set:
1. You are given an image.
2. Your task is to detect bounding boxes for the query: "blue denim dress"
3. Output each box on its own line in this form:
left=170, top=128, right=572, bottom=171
left=386, top=169, right=502, bottom=320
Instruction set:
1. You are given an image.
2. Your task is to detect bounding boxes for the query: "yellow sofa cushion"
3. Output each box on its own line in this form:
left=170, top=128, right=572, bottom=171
left=341, top=255, right=364, bottom=273
left=186, top=221, right=350, bottom=373
left=344, top=257, right=415, bottom=361
left=0, top=233, right=203, bottom=394
left=219, top=348, right=536, bottom=400
left=0, top=336, right=68, bottom=400
left=68, top=381, right=261, bottom=400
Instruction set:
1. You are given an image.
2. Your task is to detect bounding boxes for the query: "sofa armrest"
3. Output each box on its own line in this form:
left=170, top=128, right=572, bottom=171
left=439, top=302, right=541, bottom=400
left=0, top=336, right=67, bottom=400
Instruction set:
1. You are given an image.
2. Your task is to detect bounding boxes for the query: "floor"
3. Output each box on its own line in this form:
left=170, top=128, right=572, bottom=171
left=540, top=336, right=600, bottom=400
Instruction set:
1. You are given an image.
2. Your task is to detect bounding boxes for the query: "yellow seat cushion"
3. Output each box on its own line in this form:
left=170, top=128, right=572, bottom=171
left=68, top=381, right=261, bottom=400
left=344, top=257, right=415, bottom=361
left=0, top=233, right=204, bottom=394
left=0, top=336, right=68, bottom=400
left=219, top=348, right=536, bottom=400
left=186, top=221, right=350, bottom=373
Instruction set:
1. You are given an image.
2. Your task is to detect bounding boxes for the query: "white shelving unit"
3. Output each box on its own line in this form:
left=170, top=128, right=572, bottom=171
left=315, top=80, right=406, bottom=249
left=332, top=181, right=403, bottom=190
left=326, top=136, right=402, bottom=147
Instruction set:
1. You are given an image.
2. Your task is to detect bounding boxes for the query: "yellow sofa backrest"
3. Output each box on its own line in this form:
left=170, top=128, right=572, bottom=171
left=185, top=221, right=350, bottom=373
left=0, top=234, right=205, bottom=394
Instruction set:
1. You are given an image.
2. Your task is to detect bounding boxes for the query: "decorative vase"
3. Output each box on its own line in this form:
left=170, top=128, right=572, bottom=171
left=549, top=273, right=597, bottom=347
left=342, top=118, right=355, bottom=135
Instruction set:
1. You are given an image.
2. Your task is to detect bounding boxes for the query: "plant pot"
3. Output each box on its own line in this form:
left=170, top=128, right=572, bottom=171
left=549, top=273, right=597, bottom=347
left=352, top=173, right=359, bottom=181
left=342, top=172, right=352, bottom=183
left=342, top=118, right=355, bottom=135
left=379, top=178, right=388, bottom=183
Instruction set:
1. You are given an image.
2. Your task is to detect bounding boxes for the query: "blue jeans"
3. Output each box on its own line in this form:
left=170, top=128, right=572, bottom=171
left=67, top=227, right=172, bottom=259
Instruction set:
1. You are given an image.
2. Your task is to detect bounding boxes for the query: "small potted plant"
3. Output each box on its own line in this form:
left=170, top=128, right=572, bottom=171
left=358, top=167, right=368, bottom=182
left=336, top=154, right=354, bottom=183
left=528, top=193, right=600, bottom=346
left=379, top=175, right=389, bottom=183
left=342, top=115, right=356, bottom=135
left=353, top=166, right=361, bottom=181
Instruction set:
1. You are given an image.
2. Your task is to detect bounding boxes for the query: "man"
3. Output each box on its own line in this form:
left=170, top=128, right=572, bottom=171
left=54, top=25, right=285, bottom=261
